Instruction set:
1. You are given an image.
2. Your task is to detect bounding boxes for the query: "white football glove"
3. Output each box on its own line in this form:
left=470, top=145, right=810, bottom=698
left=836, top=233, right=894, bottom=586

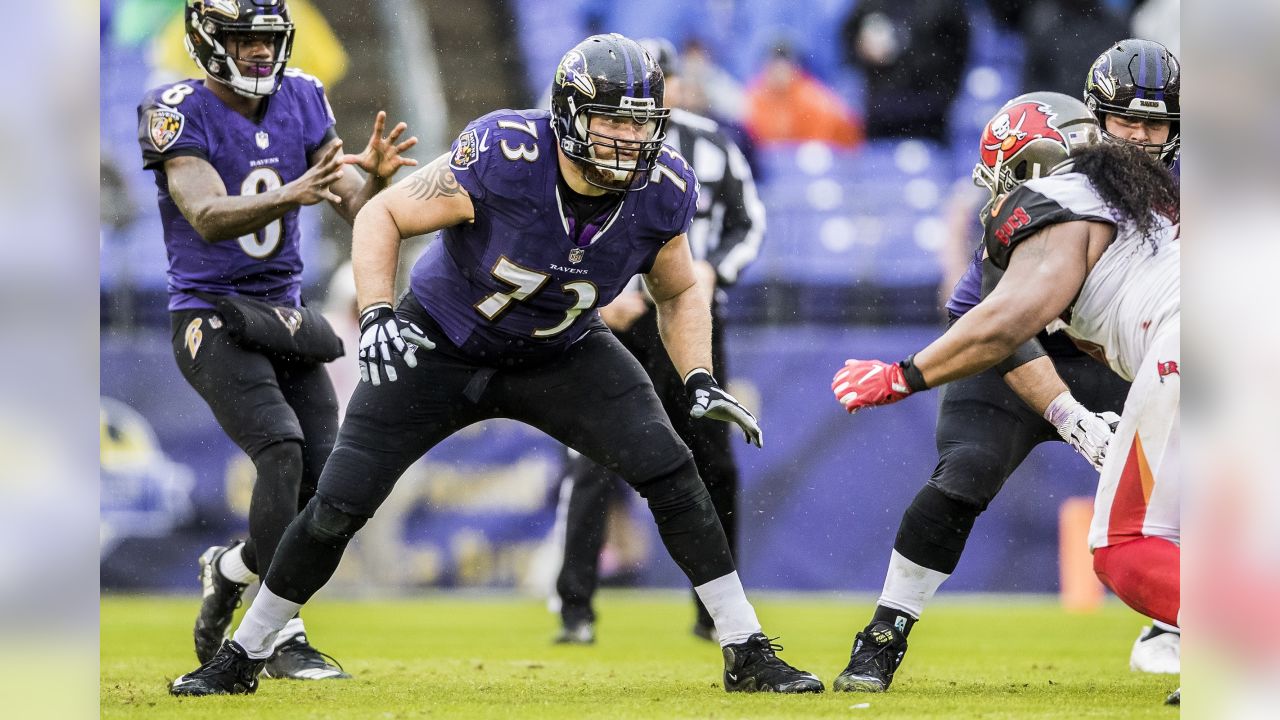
left=1044, top=391, right=1121, bottom=471
left=358, top=303, right=435, bottom=386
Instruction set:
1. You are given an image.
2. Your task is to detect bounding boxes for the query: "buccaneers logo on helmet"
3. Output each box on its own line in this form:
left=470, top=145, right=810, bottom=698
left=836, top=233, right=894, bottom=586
left=980, top=101, right=1065, bottom=168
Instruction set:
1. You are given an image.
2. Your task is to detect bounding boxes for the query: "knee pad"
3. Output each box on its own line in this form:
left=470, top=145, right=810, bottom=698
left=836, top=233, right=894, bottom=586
left=930, top=443, right=1011, bottom=511
left=633, top=459, right=714, bottom=526
left=632, top=458, right=706, bottom=503
left=300, top=496, right=369, bottom=547
left=895, top=484, right=983, bottom=574
left=252, top=440, right=304, bottom=480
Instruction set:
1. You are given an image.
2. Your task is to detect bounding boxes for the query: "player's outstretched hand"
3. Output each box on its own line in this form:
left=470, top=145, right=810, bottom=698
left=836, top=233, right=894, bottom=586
left=832, top=358, right=914, bottom=414
left=289, top=138, right=346, bottom=205
left=344, top=111, right=419, bottom=180
left=358, top=303, right=435, bottom=386
left=1044, top=391, right=1121, bottom=471
left=685, top=370, right=762, bottom=448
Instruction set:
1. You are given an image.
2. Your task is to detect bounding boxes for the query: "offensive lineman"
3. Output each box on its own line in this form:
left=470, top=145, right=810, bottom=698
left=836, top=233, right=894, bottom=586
left=169, top=33, right=823, bottom=697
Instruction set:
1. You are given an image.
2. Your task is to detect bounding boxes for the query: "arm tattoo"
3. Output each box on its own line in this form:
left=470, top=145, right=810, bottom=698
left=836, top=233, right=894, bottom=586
left=404, top=162, right=461, bottom=202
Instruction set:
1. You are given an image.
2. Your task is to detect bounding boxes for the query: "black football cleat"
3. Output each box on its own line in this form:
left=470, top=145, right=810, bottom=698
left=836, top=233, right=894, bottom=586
left=722, top=633, right=824, bottom=693
left=170, top=639, right=266, bottom=696
left=833, top=621, right=908, bottom=693
left=194, top=543, right=250, bottom=663
left=1165, top=687, right=1180, bottom=706
left=553, top=620, right=596, bottom=645
left=263, top=634, right=352, bottom=680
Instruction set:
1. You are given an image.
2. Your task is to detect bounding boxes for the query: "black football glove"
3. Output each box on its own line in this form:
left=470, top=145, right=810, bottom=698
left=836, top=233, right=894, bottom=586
left=358, top=303, right=435, bottom=386
left=685, top=370, right=763, bottom=448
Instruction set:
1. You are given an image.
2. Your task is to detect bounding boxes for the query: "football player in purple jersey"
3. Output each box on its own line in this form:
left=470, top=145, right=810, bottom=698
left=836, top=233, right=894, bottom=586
left=138, top=0, right=417, bottom=680
left=827, top=40, right=1180, bottom=695
left=170, top=33, right=823, bottom=697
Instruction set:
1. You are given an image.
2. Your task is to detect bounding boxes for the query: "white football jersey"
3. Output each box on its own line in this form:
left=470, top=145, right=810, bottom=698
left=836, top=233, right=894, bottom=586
left=1028, top=173, right=1179, bottom=381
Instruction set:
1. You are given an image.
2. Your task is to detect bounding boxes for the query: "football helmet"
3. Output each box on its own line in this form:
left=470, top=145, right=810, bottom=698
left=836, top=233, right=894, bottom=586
left=973, top=91, right=1102, bottom=210
left=184, top=0, right=295, bottom=98
left=1084, top=39, right=1180, bottom=166
left=551, top=34, right=670, bottom=191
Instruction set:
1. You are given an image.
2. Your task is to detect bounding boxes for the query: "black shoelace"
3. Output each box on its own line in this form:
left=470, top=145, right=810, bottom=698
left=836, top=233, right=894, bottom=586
left=851, top=631, right=900, bottom=671
left=278, top=640, right=346, bottom=672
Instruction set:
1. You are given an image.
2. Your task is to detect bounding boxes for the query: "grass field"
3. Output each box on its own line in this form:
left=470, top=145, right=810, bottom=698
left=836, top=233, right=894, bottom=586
left=101, top=591, right=1178, bottom=719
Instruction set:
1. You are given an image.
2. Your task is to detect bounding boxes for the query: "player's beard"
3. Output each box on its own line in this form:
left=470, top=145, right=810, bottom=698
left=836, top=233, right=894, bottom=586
left=582, top=161, right=636, bottom=191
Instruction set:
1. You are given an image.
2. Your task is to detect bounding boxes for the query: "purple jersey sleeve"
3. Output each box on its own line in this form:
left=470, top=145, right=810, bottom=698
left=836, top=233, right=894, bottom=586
left=138, top=81, right=209, bottom=171
left=285, top=69, right=338, bottom=157
left=944, top=245, right=984, bottom=318
left=447, top=109, right=551, bottom=205
left=658, top=145, right=699, bottom=238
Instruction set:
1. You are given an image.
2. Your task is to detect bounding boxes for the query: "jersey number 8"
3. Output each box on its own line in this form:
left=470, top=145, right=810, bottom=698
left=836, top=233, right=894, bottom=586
left=238, top=168, right=285, bottom=259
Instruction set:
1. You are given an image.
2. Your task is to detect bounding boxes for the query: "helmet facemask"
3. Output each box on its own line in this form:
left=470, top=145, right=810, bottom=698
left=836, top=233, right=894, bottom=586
left=564, top=99, right=669, bottom=192
left=185, top=6, right=294, bottom=99
left=1094, top=108, right=1180, bottom=167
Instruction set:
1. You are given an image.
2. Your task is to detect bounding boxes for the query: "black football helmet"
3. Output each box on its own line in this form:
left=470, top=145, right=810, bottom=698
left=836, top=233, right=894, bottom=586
left=550, top=34, right=670, bottom=191
left=1084, top=39, right=1180, bottom=166
left=184, top=0, right=295, bottom=98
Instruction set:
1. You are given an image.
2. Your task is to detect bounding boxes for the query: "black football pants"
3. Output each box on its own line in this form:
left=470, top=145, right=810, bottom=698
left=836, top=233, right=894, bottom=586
left=263, top=296, right=735, bottom=605
left=171, top=309, right=339, bottom=576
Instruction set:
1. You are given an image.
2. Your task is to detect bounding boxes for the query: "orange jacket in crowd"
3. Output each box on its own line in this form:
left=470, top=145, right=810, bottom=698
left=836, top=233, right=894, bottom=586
left=745, top=62, right=865, bottom=148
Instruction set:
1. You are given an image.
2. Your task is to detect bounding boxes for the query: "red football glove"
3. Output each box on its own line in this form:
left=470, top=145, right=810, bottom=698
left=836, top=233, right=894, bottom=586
left=831, top=359, right=913, bottom=414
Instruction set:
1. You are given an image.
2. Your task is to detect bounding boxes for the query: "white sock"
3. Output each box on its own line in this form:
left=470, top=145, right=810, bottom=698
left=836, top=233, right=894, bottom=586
left=878, top=550, right=950, bottom=618
left=232, top=584, right=303, bottom=659
left=693, top=571, right=761, bottom=647
left=273, top=617, right=307, bottom=649
left=1153, top=620, right=1180, bottom=634
left=217, top=543, right=257, bottom=585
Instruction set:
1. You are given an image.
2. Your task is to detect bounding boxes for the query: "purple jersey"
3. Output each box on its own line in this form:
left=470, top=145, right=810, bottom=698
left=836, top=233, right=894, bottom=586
left=409, top=109, right=699, bottom=362
left=944, top=244, right=984, bottom=318
left=138, top=70, right=337, bottom=311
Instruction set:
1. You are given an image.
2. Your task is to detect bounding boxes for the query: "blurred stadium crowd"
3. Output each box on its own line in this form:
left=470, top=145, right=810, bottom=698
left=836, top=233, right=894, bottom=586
left=99, top=0, right=1177, bottom=598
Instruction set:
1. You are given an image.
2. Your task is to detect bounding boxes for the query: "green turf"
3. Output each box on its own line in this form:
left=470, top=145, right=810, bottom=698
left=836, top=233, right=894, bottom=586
left=101, top=591, right=1177, bottom=719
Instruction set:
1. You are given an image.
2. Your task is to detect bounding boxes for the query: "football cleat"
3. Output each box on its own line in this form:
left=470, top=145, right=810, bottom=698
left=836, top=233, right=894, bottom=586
left=722, top=633, right=824, bottom=693
left=833, top=621, right=908, bottom=693
left=1130, top=625, right=1180, bottom=674
left=1165, top=687, right=1180, bottom=705
left=169, top=639, right=265, bottom=696
left=263, top=634, right=351, bottom=680
left=553, top=620, right=596, bottom=645
left=194, top=543, right=250, bottom=663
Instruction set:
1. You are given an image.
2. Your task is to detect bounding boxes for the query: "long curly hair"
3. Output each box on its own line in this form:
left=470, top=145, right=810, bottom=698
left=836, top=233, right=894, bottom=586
left=1069, top=141, right=1180, bottom=249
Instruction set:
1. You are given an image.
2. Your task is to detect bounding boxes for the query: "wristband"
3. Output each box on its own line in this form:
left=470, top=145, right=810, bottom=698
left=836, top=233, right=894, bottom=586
left=899, top=355, right=929, bottom=392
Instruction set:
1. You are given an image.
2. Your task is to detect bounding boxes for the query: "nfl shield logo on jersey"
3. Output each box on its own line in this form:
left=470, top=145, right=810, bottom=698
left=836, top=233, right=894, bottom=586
left=255, top=131, right=270, bottom=150
left=568, top=248, right=585, bottom=264
left=148, top=108, right=185, bottom=152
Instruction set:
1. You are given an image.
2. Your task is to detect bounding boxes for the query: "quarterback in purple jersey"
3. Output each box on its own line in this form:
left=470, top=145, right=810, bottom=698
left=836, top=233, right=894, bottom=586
left=141, top=0, right=416, bottom=681
left=171, top=33, right=823, bottom=698
left=828, top=41, right=1180, bottom=695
